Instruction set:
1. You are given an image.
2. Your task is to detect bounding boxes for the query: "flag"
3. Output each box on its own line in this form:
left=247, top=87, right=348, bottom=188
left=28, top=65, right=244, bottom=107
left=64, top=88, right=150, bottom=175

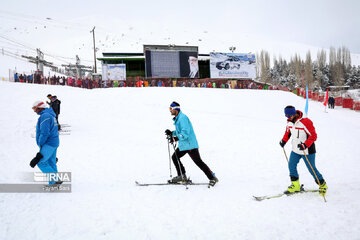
left=323, top=88, right=329, bottom=106
left=305, top=85, right=309, bottom=115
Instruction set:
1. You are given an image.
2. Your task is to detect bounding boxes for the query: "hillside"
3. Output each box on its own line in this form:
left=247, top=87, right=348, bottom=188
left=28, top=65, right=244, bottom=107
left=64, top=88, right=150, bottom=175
left=0, top=82, right=359, bottom=240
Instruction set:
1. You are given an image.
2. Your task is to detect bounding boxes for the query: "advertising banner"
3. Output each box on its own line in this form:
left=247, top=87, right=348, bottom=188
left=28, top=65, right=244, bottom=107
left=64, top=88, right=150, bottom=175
left=102, top=64, right=126, bottom=81
left=210, top=52, right=256, bottom=79
left=179, top=51, right=199, bottom=78
left=145, top=50, right=199, bottom=78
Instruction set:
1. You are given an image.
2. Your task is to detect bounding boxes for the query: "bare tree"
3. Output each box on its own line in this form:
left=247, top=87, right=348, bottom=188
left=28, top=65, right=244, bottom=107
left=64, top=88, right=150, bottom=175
left=264, top=51, right=270, bottom=84
left=341, top=46, right=352, bottom=86
left=305, top=51, right=314, bottom=89
left=255, top=52, right=261, bottom=80
left=342, top=46, right=351, bottom=70
left=258, top=50, right=271, bottom=84
left=294, top=54, right=302, bottom=87
left=329, top=46, right=337, bottom=86
left=336, top=47, right=344, bottom=86
left=272, top=56, right=279, bottom=85
left=317, top=49, right=326, bottom=70
left=315, top=49, right=326, bottom=88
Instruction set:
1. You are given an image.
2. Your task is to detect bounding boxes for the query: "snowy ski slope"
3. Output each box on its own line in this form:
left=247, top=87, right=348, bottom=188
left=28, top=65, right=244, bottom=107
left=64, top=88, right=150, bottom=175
left=0, top=81, right=359, bottom=240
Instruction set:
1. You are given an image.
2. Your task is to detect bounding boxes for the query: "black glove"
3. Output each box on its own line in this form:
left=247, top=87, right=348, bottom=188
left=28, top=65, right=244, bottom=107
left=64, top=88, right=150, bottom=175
left=279, top=140, right=286, bottom=148
left=56, top=157, right=58, bottom=163
left=169, top=136, right=179, bottom=143
left=298, top=143, right=307, bottom=150
left=165, top=129, right=172, bottom=137
left=30, top=152, right=43, bottom=168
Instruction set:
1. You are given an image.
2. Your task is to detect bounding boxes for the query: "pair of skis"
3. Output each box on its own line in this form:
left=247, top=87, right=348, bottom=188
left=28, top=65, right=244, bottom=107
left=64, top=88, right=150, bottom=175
left=136, top=181, right=320, bottom=200
left=59, top=124, right=71, bottom=135
left=135, top=180, right=214, bottom=189
left=253, top=185, right=319, bottom=201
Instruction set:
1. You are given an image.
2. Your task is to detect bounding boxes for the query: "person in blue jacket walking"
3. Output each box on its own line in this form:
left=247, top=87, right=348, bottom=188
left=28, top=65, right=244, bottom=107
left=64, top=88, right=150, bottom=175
left=30, top=101, right=60, bottom=185
left=165, top=101, right=218, bottom=186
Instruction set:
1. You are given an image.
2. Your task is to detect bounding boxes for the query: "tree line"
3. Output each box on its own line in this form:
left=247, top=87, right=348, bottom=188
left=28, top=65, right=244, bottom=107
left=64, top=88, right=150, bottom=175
left=256, top=46, right=360, bottom=90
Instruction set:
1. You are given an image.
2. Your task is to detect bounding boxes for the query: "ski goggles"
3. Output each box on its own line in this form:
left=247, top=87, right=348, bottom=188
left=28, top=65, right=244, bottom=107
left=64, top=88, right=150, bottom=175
left=285, top=114, right=295, bottom=118
left=169, top=106, right=180, bottom=111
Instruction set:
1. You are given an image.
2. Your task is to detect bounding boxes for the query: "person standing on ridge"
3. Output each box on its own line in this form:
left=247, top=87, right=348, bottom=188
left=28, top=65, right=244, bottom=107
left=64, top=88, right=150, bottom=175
left=46, top=94, right=52, bottom=105
left=165, top=101, right=218, bottom=186
left=47, top=94, right=61, bottom=130
left=279, top=106, right=328, bottom=196
left=328, top=96, right=335, bottom=109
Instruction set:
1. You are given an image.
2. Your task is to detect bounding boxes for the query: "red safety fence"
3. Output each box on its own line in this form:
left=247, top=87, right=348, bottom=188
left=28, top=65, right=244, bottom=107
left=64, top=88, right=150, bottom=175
left=277, top=86, right=290, bottom=91
left=342, top=98, right=354, bottom=109
left=298, top=88, right=304, bottom=97
left=353, top=101, right=360, bottom=111
left=311, top=92, right=319, bottom=100
left=299, top=88, right=306, bottom=98
left=335, top=97, right=343, bottom=106
left=308, top=91, right=313, bottom=99
left=294, top=89, right=360, bottom=112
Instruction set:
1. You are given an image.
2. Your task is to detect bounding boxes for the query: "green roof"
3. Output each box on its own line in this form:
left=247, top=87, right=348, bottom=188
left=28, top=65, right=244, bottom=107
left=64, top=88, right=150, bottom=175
left=97, top=57, right=145, bottom=61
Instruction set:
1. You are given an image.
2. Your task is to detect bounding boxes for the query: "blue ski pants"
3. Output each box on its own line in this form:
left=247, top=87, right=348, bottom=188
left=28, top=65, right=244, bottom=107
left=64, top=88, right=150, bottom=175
left=289, top=151, right=323, bottom=181
left=37, top=144, right=58, bottom=184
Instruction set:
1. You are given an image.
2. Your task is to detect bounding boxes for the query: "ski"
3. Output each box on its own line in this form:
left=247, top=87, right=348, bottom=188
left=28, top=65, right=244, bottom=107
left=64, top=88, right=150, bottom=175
left=135, top=181, right=208, bottom=186
left=253, top=188, right=319, bottom=201
left=59, top=129, right=71, bottom=132
left=59, top=132, right=70, bottom=135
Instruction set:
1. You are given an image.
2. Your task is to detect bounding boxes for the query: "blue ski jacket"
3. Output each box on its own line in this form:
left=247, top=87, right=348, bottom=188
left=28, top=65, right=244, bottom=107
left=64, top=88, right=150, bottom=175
left=36, top=108, right=59, bottom=148
left=172, top=111, right=199, bottom=151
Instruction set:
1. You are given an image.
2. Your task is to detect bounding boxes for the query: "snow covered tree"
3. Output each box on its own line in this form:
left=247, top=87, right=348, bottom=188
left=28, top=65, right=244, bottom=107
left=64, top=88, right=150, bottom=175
left=266, top=46, right=357, bottom=90
left=286, top=73, right=296, bottom=89
left=321, top=64, right=331, bottom=89
left=312, top=62, right=321, bottom=90
left=271, top=55, right=288, bottom=87
left=346, top=66, right=360, bottom=89
left=315, top=49, right=327, bottom=89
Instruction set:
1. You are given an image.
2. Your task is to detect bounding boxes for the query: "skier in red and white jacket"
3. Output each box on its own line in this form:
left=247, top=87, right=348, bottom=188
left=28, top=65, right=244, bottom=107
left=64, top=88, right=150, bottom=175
left=280, top=106, right=328, bottom=196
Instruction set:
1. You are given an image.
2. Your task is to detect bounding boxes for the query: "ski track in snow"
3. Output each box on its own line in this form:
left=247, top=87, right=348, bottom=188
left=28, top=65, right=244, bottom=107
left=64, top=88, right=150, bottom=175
left=0, top=81, right=359, bottom=240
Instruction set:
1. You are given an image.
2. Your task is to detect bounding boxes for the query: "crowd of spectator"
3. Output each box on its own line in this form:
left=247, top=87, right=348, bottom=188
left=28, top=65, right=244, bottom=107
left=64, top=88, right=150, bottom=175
left=13, top=73, right=279, bottom=90
left=14, top=73, right=102, bottom=89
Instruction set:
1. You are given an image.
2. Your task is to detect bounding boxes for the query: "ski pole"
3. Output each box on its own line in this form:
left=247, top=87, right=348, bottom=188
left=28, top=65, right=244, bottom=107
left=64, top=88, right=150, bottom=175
left=302, top=150, right=327, bottom=202
left=282, top=147, right=289, bottom=163
left=167, top=138, right=172, bottom=178
left=170, top=141, right=188, bottom=189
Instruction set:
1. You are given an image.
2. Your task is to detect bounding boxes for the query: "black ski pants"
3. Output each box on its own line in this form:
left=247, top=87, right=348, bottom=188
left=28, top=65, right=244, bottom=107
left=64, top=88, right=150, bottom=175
left=172, top=148, right=214, bottom=180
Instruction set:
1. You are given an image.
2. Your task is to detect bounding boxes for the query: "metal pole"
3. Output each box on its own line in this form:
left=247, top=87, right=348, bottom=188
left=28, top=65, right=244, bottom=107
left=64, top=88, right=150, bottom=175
left=170, top=141, right=188, bottom=189
left=167, top=139, right=172, bottom=178
left=90, top=27, right=97, bottom=73
left=302, top=150, right=327, bottom=202
left=282, top=147, right=289, bottom=163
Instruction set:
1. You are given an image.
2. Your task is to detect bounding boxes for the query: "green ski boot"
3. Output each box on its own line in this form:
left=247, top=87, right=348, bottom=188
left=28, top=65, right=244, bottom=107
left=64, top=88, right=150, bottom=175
left=319, top=181, right=328, bottom=196
left=284, top=180, right=301, bottom=194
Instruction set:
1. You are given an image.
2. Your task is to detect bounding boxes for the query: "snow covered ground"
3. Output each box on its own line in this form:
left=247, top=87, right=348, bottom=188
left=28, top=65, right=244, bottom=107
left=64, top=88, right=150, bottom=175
left=0, top=82, right=359, bottom=240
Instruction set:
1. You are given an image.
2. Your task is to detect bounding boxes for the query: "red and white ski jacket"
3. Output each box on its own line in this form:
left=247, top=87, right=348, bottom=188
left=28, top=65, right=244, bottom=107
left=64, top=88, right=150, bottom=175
left=282, top=110, right=317, bottom=155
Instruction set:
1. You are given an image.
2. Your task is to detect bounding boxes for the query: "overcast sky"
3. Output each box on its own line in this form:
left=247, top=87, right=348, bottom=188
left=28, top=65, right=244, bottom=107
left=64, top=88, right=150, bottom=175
left=0, top=0, right=359, bottom=73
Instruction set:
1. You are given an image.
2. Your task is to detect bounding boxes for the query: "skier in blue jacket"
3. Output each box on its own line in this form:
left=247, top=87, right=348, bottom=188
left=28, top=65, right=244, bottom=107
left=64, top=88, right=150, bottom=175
left=30, top=101, right=60, bottom=185
left=165, top=101, right=218, bottom=186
